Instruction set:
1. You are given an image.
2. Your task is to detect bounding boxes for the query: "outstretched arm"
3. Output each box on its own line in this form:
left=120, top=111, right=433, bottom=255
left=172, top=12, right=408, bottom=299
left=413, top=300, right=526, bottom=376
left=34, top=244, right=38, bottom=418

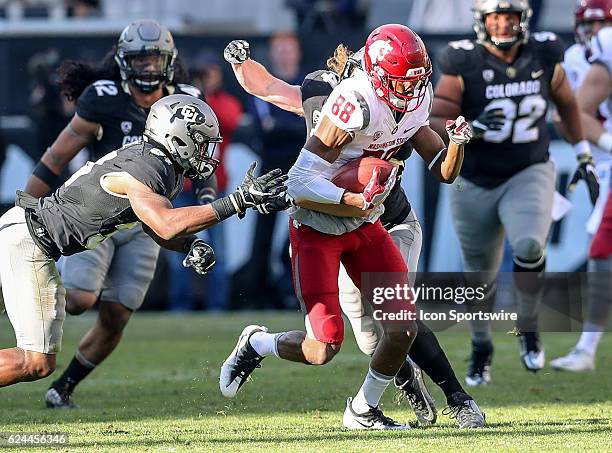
left=224, top=40, right=303, bottom=114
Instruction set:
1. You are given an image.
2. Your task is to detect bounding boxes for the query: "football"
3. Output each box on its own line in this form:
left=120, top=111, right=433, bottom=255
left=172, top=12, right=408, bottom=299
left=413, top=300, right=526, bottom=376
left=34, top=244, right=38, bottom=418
left=331, top=157, right=396, bottom=193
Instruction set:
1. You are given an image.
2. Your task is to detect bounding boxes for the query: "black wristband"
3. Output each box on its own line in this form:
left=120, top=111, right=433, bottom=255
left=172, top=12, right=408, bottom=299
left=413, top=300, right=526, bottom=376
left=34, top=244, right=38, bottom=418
left=32, top=161, right=62, bottom=188
left=211, top=192, right=242, bottom=221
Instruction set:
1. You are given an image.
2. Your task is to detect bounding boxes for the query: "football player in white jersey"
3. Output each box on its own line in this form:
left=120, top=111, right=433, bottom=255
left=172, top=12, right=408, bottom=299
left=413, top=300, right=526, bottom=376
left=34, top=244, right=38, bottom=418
left=220, top=24, right=474, bottom=430
left=552, top=6, right=612, bottom=371
left=220, top=39, right=485, bottom=428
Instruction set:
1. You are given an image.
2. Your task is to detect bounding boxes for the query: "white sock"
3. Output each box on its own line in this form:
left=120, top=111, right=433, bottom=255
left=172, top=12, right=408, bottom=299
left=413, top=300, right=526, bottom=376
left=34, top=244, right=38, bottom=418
left=249, top=331, right=280, bottom=357
left=351, top=367, right=394, bottom=414
left=575, top=324, right=603, bottom=356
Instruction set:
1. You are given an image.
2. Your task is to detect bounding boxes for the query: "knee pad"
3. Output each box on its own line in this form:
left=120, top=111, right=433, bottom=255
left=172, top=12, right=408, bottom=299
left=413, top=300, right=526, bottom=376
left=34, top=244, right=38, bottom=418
left=512, top=238, right=545, bottom=268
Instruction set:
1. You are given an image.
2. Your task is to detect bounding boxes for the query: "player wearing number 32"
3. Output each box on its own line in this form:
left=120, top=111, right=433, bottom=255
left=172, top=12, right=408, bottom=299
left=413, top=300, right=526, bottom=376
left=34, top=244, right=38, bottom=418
left=431, top=0, right=598, bottom=386
left=220, top=24, right=471, bottom=429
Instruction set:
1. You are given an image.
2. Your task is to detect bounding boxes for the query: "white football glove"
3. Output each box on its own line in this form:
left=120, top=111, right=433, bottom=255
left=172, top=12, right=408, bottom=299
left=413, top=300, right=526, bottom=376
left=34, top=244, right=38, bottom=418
left=446, top=116, right=473, bottom=145
left=223, top=40, right=250, bottom=64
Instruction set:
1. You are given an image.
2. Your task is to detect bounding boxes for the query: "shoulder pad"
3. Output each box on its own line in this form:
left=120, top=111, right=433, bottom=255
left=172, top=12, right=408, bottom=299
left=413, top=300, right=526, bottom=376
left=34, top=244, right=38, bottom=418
left=590, top=27, right=612, bottom=71
left=319, top=83, right=369, bottom=132
left=301, top=70, right=337, bottom=103
left=530, top=32, right=565, bottom=68
left=175, top=83, right=204, bottom=99
left=76, top=80, right=121, bottom=122
left=437, top=41, right=477, bottom=76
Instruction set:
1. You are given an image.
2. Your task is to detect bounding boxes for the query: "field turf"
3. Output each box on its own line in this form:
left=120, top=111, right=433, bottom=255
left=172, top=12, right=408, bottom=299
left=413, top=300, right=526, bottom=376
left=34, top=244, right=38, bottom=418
left=0, top=312, right=610, bottom=452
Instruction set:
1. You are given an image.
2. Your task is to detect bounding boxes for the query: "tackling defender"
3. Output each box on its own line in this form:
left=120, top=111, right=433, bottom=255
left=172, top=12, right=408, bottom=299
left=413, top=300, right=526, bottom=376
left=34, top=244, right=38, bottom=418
left=23, top=20, right=215, bottom=408
left=0, top=94, right=288, bottom=388
left=222, top=38, right=484, bottom=427
left=220, top=25, right=474, bottom=430
left=553, top=14, right=612, bottom=371
left=431, top=0, right=598, bottom=385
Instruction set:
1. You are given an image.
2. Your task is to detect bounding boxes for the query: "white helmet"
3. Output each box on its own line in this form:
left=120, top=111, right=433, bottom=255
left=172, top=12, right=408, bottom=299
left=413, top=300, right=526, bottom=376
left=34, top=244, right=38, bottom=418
left=144, top=94, right=222, bottom=179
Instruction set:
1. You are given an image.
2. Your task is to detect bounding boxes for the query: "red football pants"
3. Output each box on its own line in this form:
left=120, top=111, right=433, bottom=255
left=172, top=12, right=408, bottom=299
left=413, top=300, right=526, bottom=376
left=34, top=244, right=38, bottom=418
left=289, top=219, right=409, bottom=345
left=590, top=190, right=612, bottom=259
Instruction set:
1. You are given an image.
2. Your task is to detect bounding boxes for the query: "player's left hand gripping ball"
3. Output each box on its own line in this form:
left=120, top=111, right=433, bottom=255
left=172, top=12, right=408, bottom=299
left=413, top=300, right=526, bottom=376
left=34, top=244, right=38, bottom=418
left=446, top=116, right=472, bottom=145
left=569, top=151, right=600, bottom=206
left=183, top=239, right=216, bottom=276
left=360, top=166, right=398, bottom=210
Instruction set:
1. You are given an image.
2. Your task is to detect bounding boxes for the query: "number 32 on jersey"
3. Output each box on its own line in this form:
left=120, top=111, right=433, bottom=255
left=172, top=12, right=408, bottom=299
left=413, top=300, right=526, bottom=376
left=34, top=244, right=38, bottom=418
left=483, top=94, right=547, bottom=144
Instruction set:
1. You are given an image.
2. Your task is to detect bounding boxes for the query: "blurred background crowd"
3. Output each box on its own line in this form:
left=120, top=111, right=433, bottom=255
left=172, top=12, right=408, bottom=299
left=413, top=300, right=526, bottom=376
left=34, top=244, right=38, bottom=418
left=0, top=0, right=587, bottom=311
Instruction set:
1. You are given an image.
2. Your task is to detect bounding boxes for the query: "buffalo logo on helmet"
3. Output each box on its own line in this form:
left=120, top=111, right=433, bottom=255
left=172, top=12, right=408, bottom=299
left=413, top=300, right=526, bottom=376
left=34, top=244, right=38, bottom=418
left=170, top=104, right=206, bottom=124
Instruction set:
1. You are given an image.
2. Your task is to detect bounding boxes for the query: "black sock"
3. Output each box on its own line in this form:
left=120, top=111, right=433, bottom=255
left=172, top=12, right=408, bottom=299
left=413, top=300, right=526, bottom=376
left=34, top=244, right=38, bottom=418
left=51, top=355, right=95, bottom=393
left=395, top=359, right=414, bottom=386
left=409, top=322, right=465, bottom=399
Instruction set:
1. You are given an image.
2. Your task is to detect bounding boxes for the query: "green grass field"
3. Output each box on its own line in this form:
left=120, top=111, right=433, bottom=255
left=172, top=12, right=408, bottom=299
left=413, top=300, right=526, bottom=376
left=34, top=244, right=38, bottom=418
left=0, top=312, right=610, bottom=452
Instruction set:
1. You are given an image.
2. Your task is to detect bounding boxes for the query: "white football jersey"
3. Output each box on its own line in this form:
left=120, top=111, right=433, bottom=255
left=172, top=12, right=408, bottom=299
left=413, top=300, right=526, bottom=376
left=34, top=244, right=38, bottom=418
left=565, top=38, right=612, bottom=165
left=290, top=68, right=432, bottom=235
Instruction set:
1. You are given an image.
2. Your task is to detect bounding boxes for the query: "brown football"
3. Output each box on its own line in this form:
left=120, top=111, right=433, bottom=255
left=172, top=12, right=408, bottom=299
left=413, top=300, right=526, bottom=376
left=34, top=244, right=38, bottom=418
left=331, top=157, right=395, bottom=193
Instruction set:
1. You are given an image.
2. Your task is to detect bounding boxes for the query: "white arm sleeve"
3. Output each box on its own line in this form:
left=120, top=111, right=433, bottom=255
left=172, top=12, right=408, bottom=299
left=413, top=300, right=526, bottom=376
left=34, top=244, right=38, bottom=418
left=287, top=149, right=345, bottom=204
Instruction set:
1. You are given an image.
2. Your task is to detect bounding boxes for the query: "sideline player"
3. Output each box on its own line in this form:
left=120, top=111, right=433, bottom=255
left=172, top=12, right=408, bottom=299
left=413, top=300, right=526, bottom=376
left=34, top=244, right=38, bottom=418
left=553, top=16, right=612, bottom=371
left=222, top=39, right=484, bottom=427
left=220, top=25, right=474, bottom=430
left=24, top=20, right=219, bottom=408
left=0, top=94, right=288, bottom=388
left=431, top=0, right=599, bottom=385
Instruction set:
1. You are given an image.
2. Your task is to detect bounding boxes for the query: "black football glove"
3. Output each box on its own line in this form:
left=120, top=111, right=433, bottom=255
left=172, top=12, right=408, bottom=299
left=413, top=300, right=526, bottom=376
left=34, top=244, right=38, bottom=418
left=182, top=239, right=216, bottom=276
left=569, top=153, right=600, bottom=206
left=223, top=40, right=250, bottom=64
left=470, top=108, right=506, bottom=139
left=232, top=162, right=288, bottom=218
left=255, top=190, right=294, bottom=215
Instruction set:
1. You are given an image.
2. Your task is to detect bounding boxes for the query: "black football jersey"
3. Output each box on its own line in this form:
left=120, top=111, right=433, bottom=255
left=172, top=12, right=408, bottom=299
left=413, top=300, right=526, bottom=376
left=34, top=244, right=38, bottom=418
left=22, top=142, right=184, bottom=260
left=301, top=70, right=412, bottom=228
left=76, top=80, right=204, bottom=160
left=437, top=33, right=565, bottom=188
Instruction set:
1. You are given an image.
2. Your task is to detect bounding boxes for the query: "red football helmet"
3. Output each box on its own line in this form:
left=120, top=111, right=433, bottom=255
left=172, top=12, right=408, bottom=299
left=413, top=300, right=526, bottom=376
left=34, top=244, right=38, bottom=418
left=363, top=24, right=432, bottom=113
left=575, top=0, right=612, bottom=45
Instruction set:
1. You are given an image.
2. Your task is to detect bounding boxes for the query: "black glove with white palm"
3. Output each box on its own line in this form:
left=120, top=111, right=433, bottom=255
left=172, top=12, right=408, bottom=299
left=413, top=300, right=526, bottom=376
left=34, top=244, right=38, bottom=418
left=470, top=108, right=506, bottom=140
left=210, top=162, right=290, bottom=221
left=224, top=40, right=250, bottom=64
left=569, top=142, right=599, bottom=206
left=183, top=239, right=216, bottom=276
left=233, top=162, right=290, bottom=217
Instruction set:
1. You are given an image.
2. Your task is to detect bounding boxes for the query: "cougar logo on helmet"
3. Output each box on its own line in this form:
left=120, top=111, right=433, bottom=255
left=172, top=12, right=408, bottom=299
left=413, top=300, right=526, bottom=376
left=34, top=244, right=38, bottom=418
left=367, top=40, right=393, bottom=65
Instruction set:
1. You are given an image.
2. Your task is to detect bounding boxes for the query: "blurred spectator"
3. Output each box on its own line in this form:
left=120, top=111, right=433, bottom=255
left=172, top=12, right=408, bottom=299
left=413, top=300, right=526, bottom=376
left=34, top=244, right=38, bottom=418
left=408, top=0, right=473, bottom=33
left=191, top=51, right=244, bottom=311
left=65, top=0, right=100, bottom=18
left=191, top=52, right=243, bottom=197
left=28, top=49, right=76, bottom=159
left=287, top=0, right=366, bottom=32
left=238, top=32, right=305, bottom=309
